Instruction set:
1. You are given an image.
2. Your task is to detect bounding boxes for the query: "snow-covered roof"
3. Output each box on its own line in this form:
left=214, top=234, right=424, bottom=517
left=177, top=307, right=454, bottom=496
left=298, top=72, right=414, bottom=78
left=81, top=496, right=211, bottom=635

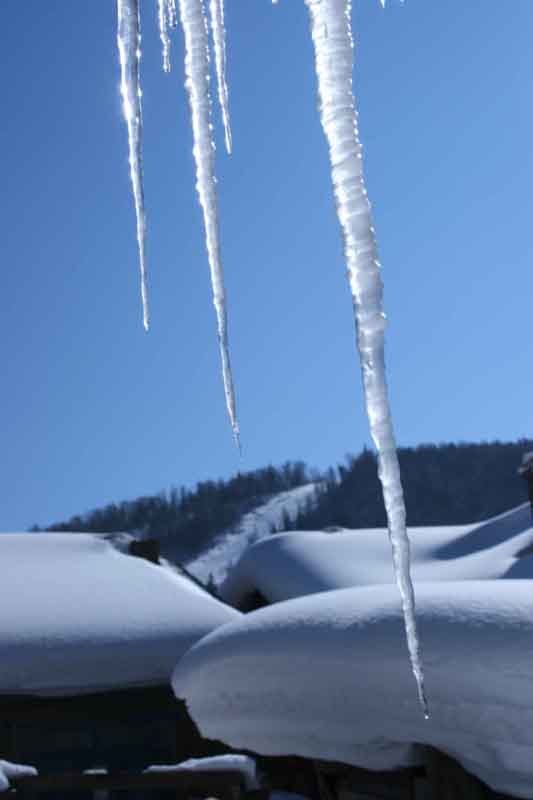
left=0, top=761, right=37, bottom=793
left=173, top=579, right=533, bottom=798
left=0, top=533, right=239, bottom=697
left=220, top=503, right=533, bottom=607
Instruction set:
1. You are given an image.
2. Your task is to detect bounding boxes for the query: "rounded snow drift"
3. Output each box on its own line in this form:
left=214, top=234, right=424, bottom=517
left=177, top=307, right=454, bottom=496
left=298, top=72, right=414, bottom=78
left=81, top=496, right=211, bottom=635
left=173, top=580, right=533, bottom=798
left=0, top=533, right=239, bottom=696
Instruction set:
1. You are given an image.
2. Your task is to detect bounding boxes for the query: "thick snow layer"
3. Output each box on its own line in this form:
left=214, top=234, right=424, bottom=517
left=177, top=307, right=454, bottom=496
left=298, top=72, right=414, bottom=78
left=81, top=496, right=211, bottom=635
left=0, top=533, right=239, bottom=696
left=146, top=755, right=258, bottom=789
left=220, top=503, right=533, bottom=607
left=174, top=579, right=533, bottom=798
left=0, top=761, right=37, bottom=793
left=186, top=484, right=319, bottom=586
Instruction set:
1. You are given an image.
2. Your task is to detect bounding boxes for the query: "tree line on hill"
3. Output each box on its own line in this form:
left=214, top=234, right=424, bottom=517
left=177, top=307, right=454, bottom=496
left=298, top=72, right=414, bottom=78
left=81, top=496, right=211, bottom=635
left=35, top=461, right=311, bottom=562
left=287, top=439, right=533, bottom=532
left=35, top=440, right=533, bottom=562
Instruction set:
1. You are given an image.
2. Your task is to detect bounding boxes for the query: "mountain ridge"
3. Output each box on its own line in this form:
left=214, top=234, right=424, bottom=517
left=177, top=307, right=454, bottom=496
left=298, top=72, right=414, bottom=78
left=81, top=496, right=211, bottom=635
left=33, top=439, right=533, bottom=573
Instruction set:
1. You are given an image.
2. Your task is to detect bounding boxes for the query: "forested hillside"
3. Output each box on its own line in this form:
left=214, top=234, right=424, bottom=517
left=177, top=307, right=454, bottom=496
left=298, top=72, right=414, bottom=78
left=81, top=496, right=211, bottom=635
left=38, top=462, right=311, bottom=563
left=292, top=440, right=533, bottom=532
left=36, top=440, right=533, bottom=564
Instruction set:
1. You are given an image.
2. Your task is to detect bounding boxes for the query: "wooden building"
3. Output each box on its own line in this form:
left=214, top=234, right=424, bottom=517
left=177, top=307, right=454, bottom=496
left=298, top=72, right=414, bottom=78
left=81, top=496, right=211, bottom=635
left=0, top=532, right=241, bottom=796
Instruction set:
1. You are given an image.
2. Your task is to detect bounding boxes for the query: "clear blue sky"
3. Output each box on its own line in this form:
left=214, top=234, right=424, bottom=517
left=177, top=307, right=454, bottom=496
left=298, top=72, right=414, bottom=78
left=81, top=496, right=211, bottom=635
left=2, top=1, right=532, bottom=530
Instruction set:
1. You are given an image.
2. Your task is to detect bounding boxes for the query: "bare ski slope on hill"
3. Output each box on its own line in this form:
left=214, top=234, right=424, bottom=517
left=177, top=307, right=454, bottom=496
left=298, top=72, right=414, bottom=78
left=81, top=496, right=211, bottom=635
left=185, top=484, right=318, bottom=586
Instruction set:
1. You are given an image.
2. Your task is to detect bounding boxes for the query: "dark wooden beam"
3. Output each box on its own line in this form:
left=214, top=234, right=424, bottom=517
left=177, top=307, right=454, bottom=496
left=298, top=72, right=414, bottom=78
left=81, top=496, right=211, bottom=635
left=0, top=686, right=179, bottom=723
left=12, top=768, right=250, bottom=796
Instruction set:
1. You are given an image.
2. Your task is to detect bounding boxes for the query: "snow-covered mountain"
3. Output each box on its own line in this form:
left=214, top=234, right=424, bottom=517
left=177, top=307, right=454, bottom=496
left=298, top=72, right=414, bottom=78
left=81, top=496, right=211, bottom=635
left=185, top=483, right=318, bottom=586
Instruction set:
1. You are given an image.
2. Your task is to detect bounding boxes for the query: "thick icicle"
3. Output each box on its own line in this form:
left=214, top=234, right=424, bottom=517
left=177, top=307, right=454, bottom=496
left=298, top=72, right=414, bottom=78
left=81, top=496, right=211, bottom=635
left=304, top=0, right=427, bottom=716
left=178, top=0, right=240, bottom=449
left=208, top=0, right=232, bottom=154
left=117, top=0, right=150, bottom=331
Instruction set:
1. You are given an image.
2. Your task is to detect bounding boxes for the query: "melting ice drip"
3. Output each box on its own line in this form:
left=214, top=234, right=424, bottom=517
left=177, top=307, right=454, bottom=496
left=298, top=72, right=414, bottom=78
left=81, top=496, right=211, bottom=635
left=117, top=0, right=150, bottom=332
left=304, top=0, right=427, bottom=716
left=116, top=0, right=425, bottom=711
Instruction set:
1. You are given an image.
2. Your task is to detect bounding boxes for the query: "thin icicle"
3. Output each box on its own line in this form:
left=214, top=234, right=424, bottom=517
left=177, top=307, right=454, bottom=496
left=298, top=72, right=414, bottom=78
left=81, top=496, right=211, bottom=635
left=167, top=0, right=178, bottom=29
left=158, top=0, right=178, bottom=71
left=178, top=0, right=240, bottom=450
left=158, top=0, right=172, bottom=72
left=304, top=0, right=427, bottom=716
left=117, top=0, right=150, bottom=331
left=208, top=0, right=232, bottom=154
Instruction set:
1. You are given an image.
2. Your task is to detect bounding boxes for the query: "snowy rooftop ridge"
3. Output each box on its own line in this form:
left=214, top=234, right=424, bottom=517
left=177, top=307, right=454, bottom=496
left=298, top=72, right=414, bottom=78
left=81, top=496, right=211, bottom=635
left=0, top=532, right=239, bottom=697
left=220, top=502, right=533, bottom=607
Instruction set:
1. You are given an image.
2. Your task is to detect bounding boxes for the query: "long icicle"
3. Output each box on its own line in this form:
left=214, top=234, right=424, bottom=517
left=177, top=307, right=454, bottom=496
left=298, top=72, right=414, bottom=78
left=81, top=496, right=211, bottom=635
left=117, top=0, right=150, bottom=331
left=178, top=0, right=240, bottom=449
left=208, top=0, right=232, bottom=154
left=304, top=0, right=427, bottom=716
